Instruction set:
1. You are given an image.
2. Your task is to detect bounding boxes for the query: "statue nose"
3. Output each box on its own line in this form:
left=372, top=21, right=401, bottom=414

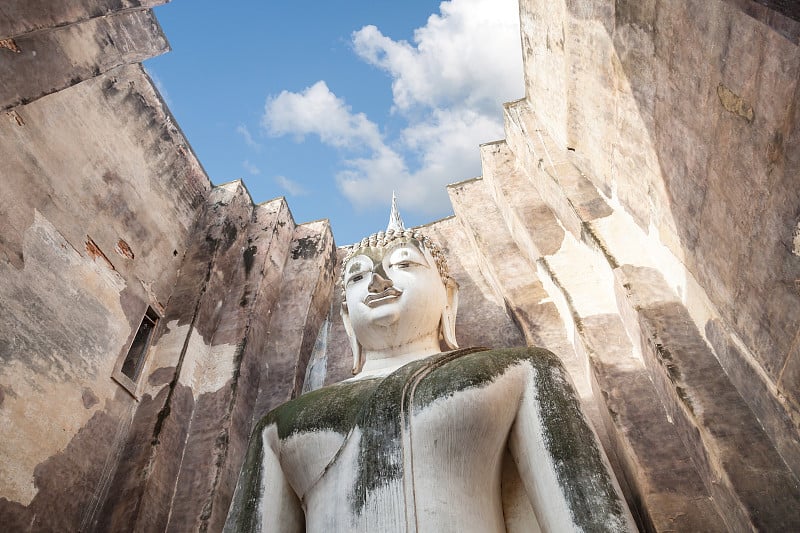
left=368, top=272, right=393, bottom=293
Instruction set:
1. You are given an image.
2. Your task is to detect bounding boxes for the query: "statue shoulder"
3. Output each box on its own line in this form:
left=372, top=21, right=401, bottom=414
left=473, top=347, right=576, bottom=392
left=259, top=378, right=381, bottom=440
left=472, top=346, right=563, bottom=367
left=411, top=346, right=565, bottom=408
left=435, top=346, right=566, bottom=379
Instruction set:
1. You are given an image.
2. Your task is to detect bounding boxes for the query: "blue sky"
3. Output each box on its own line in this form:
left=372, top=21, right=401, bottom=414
left=146, top=0, right=523, bottom=245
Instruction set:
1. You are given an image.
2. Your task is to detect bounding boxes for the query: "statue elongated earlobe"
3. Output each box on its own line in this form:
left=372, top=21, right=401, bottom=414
left=440, top=279, right=459, bottom=350
left=340, top=302, right=365, bottom=374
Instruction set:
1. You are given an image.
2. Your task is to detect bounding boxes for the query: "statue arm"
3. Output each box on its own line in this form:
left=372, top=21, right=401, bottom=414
left=508, top=352, right=633, bottom=532
left=224, top=423, right=304, bottom=533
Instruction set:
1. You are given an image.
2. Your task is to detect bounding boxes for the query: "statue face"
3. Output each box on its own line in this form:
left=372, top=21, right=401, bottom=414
left=343, top=239, right=447, bottom=353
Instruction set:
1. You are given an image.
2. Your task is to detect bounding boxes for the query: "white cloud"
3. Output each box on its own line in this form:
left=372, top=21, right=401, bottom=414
left=242, top=160, right=260, bottom=175
left=337, top=109, right=503, bottom=213
left=260, top=0, right=522, bottom=215
left=237, top=124, right=261, bottom=150
left=263, top=81, right=382, bottom=151
left=352, top=0, right=522, bottom=115
left=274, top=175, right=308, bottom=196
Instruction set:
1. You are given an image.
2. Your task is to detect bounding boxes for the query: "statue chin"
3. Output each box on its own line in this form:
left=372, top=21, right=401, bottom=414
left=358, top=303, right=402, bottom=328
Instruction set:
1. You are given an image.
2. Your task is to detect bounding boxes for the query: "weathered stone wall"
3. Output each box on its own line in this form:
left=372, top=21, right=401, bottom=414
left=518, top=0, right=800, bottom=453
left=0, top=2, right=170, bottom=112
left=489, top=0, right=800, bottom=529
left=0, top=3, right=343, bottom=529
left=0, top=2, right=210, bottom=529
left=92, top=181, right=338, bottom=533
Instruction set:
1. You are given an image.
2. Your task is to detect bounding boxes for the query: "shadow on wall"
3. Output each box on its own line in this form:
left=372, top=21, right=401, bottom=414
left=565, top=0, right=798, bottom=363
left=556, top=0, right=800, bottom=470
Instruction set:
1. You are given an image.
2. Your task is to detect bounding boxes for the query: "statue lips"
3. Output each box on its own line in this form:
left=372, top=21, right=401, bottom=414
left=364, top=287, right=403, bottom=308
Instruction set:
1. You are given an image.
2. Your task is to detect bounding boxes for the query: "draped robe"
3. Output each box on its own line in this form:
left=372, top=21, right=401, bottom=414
left=224, top=347, right=633, bottom=532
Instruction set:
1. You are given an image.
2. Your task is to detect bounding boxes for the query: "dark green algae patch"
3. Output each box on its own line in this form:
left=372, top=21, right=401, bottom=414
left=224, top=420, right=268, bottom=533
left=266, top=377, right=382, bottom=440
left=524, top=350, right=629, bottom=532
left=226, top=347, right=628, bottom=531
left=412, top=346, right=552, bottom=410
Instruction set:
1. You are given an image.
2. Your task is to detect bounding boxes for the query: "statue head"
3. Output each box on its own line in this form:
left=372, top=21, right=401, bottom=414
left=340, top=195, right=459, bottom=374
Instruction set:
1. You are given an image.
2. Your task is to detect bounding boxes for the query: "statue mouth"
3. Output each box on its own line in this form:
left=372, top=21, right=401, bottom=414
left=364, top=288, right=403, bottom=307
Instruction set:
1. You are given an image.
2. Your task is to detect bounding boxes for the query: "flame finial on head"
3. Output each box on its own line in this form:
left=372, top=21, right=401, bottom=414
left=387, top=191, right=404, bottom=232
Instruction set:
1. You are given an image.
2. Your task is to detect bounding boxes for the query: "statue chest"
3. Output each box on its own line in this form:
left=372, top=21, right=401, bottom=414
left=274, top=353, right=529, bottom=532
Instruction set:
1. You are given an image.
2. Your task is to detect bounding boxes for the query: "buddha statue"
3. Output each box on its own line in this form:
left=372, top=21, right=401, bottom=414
left=224, top=197, right=635, bottom=532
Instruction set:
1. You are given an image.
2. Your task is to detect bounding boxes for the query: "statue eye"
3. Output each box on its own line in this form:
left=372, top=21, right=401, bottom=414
left=347, top=273, right=365, bottom=284
left=394, top=261, right=412, bottom=269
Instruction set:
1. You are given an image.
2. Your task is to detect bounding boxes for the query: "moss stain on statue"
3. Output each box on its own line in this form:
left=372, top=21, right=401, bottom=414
left=267, top=378, right=380, bottom=440
left=529, top=350, right=627, bottom=531
left=414, top=347, right=626, bottom=531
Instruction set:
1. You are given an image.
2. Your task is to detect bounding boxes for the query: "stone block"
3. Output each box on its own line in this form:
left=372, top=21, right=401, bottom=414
left=505, top=100, right=623, bottom=265
left=0, top=0, right=168, bottom=41
left=252, top=220, right=337, bottom=421
left=480, top=140, right=565, bottom=259
left=518, top=0, right=569, bottom=147
left=617, top=264, right=800, bottom=531
left=720, top=0, right=800, bottom=42
left=706, top=318, right=800, bottom=479
left=0, top=9, right=168, bottom=111
left=589, top=357, right=726, bottom=533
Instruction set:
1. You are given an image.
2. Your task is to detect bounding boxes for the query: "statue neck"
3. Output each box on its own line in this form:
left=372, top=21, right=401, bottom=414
left=357, top=336, right=442, bottom=379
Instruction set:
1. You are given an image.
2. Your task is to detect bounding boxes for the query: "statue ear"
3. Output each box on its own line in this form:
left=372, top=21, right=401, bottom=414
left=340, top=301, right=364, bottom=374
left=440, top=278, right=459, bottom=350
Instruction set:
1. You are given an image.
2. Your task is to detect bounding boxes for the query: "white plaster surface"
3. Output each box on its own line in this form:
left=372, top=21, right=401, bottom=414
left=142, top=320, right=189, bottom=396
left=0, top=213, right=131, bottom=505
left=545, top=225, right=618, bottom=317
left=281, top=430, right=345, bottom=498
left=300, top=429, right=362, bottom=532
left=257, top=427, right=304, bottom=533
left=410, top=368, right=523, bottom=532
left=174, top=325, right=240, bottom=398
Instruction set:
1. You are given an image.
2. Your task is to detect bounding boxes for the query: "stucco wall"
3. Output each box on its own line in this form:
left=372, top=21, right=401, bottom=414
left=0, top=3, right=211, bottom=529
left=519, top=0, right=800, bottom=464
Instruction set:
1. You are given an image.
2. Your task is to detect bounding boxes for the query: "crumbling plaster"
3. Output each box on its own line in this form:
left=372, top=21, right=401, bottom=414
left=517, top=0, right=800, bottom=456
left=0, top=8, right=209, bottom=525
